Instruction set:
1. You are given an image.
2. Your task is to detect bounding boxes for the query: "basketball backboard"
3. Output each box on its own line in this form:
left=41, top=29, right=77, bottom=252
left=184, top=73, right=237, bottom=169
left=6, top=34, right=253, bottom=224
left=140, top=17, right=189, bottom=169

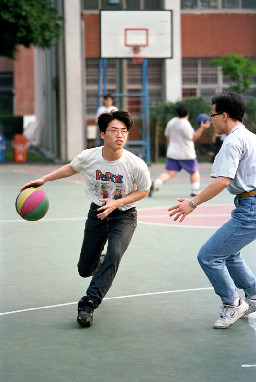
left=100, top=10, right=173, bottom=59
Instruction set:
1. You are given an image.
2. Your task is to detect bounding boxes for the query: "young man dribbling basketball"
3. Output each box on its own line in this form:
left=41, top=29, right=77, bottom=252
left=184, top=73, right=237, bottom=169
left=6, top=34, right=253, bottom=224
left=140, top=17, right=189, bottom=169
left=21, top=111, right=151, bottom=327
left=168, top=92, right=256, bottom=329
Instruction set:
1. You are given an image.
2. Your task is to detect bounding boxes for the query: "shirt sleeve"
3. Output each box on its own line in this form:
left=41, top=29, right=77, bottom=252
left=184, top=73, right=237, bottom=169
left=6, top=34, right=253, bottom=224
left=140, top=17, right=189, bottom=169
left=135, top=162, right=151, bottom=191
left=70, top=150, right=87, bottom=172
left=211, top=139, right=243, bottom=179
left=164, top=122, right=171, bottom=137
left=182, top=121, right=194, bottom=140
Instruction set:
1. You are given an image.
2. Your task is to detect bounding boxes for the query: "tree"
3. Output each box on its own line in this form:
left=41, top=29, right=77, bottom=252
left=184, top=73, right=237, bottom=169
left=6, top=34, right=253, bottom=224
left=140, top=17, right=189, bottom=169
left=211, top=54, right=256, bottom=94
left=244, top=98, right=256, bottom=134
left=0, top=0, right=63, bottom=59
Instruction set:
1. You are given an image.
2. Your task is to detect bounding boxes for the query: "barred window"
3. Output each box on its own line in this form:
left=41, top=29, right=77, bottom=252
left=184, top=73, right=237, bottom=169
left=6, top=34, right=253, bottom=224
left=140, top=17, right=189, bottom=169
left=181, top=0, right=256, bottom=9
left=182, top=58, right=256, bottom=102
left=82, top=0, right=164, bottom=10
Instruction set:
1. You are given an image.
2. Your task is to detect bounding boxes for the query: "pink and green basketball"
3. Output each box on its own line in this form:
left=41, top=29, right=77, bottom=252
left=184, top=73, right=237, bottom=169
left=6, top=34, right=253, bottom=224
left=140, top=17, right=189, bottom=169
left=15, top=187, right=49, bottom=221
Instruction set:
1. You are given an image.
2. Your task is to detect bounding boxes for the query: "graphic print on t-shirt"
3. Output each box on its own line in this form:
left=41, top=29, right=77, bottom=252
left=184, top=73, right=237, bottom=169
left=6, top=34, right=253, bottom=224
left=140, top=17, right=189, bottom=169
left=96, top=170, right=124, bottom=200
left=101, top=184, right=109, bottom=199
left=96, top=170, right=123, bottom=183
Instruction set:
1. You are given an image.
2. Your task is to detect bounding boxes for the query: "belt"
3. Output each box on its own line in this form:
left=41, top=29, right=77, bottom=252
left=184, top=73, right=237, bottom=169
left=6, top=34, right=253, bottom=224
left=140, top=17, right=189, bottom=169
left=238, top=191, right=256, bottom=198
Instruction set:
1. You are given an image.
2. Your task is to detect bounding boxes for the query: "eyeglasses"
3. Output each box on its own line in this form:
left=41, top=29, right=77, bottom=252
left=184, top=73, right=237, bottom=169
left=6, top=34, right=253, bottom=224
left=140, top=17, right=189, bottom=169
left=210, top=112, right=223, bottom=119
left=106, top=128, right=129, bottom=136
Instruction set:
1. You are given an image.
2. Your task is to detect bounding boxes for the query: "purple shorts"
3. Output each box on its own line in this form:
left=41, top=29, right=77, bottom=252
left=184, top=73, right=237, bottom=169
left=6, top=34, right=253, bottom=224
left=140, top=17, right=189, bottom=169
left=165, top=157, right=198, bottom=174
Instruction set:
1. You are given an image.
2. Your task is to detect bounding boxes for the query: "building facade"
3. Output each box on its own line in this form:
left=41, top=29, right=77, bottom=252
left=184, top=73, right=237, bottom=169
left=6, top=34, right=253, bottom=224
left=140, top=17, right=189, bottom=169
left=0, top=0, right=255, bottom=160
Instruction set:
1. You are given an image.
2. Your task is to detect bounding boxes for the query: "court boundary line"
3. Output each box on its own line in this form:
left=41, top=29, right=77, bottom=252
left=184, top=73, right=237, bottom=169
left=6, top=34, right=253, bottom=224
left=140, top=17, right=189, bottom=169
left=0, top=286, right=213, bottom=316
left=137, top=221, right=224, bottom=229
left=137, top=203, right=234, bottom=212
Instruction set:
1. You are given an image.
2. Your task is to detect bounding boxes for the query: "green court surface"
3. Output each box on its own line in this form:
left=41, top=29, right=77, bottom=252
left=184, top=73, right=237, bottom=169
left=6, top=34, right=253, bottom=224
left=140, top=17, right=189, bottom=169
left=1, top=162, right=256, bottom=382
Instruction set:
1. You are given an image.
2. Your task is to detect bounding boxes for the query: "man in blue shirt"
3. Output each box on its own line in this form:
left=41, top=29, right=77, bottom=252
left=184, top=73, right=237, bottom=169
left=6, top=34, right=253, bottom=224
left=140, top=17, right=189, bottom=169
left=168, top=92, right=256, bottom=329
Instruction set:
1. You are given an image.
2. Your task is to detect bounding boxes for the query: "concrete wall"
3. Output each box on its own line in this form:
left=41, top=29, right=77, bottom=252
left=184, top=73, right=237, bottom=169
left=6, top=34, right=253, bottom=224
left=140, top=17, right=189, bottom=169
left=64, top=0, right=85, bottom=161
left=164, top=0, right=182, bottom=102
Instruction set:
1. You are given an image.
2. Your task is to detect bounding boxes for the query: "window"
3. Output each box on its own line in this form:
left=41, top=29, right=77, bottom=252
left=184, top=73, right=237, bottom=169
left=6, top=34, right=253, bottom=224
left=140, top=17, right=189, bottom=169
left=181, top=0, right=256, bottom=9
left=82, top=0, right=98, bottom=10
left=82, top=0, right=163, bottom=10
left=182, top=58, right=256, bottom=101
left=0, top=73, right=13, bottom=115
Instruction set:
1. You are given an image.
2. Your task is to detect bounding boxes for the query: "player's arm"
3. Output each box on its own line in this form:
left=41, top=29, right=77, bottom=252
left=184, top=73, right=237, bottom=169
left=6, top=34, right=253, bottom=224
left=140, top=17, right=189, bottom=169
left=97, top=189, right=149, bottom=220
left=168, top=176, right=231, bottom=222
left=20, top=164, right=79, bottom=191
left=192, top=120, right=211, bottom=142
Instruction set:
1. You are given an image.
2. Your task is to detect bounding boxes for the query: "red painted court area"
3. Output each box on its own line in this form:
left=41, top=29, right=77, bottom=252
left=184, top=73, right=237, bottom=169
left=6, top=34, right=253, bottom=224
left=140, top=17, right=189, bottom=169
left=138, top=204, right=234, bottom=228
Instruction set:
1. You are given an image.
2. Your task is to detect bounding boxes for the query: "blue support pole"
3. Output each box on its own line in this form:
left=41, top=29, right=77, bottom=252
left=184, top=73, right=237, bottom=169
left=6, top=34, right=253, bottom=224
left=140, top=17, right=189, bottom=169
left=96, top=59, right=103, bottom=146
left=103, top=59, right=108, bottom=96
left=142, top=59, right=151, bottom=164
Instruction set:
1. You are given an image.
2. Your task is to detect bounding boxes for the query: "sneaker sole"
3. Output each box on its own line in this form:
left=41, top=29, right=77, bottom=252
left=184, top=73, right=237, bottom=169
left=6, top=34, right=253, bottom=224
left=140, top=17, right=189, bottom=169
left=77, top=317, right=92, bottom=327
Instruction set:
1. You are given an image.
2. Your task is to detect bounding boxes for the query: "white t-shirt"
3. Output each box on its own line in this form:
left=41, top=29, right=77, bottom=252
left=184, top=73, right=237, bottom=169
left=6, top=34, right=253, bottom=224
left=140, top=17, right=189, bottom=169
left=96, top=106, right=118, bottom=119
left=70, top=147, right=151, bottom=211
left=165, top=117, right=196, bottom=160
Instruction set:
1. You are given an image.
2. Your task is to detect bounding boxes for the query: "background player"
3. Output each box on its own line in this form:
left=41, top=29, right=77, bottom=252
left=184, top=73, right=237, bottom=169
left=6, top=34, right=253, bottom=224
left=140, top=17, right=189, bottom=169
left=149, top=104, right=210, bottom=197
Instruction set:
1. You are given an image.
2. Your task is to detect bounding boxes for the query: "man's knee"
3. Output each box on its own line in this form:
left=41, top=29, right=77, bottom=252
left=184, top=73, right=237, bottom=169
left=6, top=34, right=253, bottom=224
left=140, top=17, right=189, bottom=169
left=77, top=263, right=94, bottom=278
left=197, top=246, right=208, bottom=267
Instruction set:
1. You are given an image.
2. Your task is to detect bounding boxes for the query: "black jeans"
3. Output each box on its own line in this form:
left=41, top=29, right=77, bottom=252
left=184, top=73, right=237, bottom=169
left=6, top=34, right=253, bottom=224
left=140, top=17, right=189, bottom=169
left=78, top=203, right=137, bottom=306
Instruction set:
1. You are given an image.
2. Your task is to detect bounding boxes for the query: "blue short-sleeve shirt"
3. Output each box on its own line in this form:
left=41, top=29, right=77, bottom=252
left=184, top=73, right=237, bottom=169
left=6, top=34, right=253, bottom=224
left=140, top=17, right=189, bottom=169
left=211, top=125, right=256, bottom=195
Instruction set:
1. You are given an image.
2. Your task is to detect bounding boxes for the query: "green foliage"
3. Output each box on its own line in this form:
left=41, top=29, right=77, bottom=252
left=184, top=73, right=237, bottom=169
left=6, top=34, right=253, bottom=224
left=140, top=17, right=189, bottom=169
left=150, top=96, right=210, bottom=131
left=211, top=54, right=256, bottom=94
left=0, top=0, right=63, bottom=59
left=244, top=98, right=256, bottom=134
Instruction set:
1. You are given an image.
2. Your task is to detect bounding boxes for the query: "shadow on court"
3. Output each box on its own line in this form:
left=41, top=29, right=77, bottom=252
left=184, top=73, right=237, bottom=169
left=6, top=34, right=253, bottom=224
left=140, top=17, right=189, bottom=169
left=1, top=162, right=256, bottom=382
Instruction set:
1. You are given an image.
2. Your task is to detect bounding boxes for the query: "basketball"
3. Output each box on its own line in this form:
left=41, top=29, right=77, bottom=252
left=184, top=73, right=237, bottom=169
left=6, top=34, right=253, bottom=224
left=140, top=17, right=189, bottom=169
left=15, top=187, right=49, bottom=221
left=196, top=113, right=210, bottom=125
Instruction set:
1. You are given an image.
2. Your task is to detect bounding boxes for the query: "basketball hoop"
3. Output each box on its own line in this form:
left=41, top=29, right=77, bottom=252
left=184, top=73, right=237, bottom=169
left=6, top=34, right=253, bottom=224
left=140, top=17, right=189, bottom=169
left=124, top=28, right=148, bottom=64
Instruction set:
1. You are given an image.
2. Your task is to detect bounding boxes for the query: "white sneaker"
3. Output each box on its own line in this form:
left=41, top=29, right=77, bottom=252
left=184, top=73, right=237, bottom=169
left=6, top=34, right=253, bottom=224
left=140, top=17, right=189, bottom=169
left=244, top=297, right=256, bottom=315
left=214, top=298, right=249, bottom=329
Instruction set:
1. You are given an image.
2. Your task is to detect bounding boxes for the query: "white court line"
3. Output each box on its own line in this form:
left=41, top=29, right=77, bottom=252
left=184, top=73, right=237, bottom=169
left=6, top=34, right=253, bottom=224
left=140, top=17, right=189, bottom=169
left=139, top=214, right=228, bottom=218
left=0, top=286, right=213, bottom=316
left=138, top=204, right=234, bottom=212
left=137, top=221, right=221, bottom=229
left=0, top=217, right=86, bottom=224
left=241, top=365, right=256, bottom=368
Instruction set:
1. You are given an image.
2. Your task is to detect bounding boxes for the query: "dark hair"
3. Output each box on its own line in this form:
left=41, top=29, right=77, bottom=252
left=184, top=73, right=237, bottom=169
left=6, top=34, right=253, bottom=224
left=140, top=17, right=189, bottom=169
left=177, top=104, right=189, bottom=118
left=103, top=94, right=113, bottom=100
left=212, top=92, right=245, bottom=122
left=97, top=110, right=134, bottom=133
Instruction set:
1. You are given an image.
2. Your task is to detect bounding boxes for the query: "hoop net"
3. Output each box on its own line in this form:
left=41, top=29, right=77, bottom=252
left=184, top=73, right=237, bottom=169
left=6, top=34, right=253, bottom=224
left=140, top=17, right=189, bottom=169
left=132, top=46, right=144, bottom=64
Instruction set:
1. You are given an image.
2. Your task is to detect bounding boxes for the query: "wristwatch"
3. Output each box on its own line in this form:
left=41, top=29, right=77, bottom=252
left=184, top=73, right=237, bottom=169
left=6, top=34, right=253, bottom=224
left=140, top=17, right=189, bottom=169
left=190, top=200, right=197, bottom=209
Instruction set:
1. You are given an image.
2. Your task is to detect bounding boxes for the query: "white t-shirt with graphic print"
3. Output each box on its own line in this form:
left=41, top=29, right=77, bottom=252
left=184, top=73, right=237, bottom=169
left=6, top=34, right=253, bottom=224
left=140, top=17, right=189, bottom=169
left=70, top=147, right=151, bottom=211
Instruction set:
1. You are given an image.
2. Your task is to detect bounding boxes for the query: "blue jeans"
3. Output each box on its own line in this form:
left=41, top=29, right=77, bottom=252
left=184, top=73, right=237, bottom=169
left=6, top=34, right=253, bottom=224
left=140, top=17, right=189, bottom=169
left=78, top=203, right=137, bottom=306
left=197, top=196, right=256, bottom=304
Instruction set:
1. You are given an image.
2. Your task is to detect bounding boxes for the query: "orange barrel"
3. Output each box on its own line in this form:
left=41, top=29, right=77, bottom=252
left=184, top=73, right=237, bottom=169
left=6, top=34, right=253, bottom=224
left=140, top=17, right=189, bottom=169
left=13, top=134, right=28, bottom=162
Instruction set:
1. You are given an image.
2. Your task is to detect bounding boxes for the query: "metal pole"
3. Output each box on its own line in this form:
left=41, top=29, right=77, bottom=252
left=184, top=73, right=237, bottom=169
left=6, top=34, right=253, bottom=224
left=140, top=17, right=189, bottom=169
left=96, top=59, right=102, bottom=146
left=103, top=59, right=108, bottom=95
left=142, top=59, right=151, bottom=164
